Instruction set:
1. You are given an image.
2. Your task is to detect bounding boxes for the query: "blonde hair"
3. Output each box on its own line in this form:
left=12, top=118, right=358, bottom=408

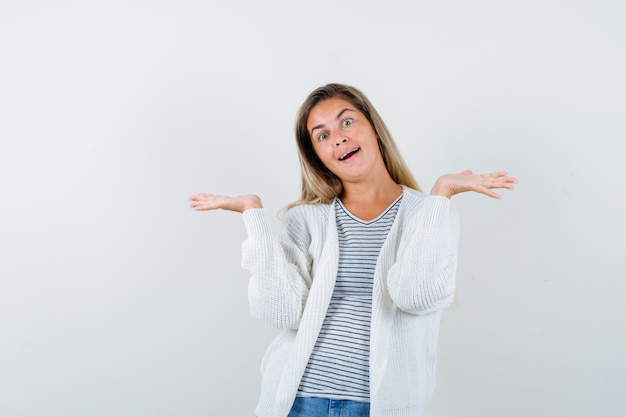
left=288, top=83, right=420, bottom=209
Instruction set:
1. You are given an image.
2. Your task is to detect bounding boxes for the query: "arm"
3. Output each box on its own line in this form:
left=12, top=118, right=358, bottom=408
left=387, top=170, right=516, bottom=314
left=189, top=193, right=311, bottom=328
left=386, top=196, right=459, bottom=315
left=241, top=208, right=312, bottom=329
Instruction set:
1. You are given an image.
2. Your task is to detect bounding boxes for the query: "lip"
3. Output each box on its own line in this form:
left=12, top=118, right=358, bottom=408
left=338, top=147, right=360, bottom=161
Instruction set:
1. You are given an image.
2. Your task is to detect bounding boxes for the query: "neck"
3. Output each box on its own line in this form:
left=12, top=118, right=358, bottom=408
left=340, top=173, right=402, bottom=205
left=338, top=173, right=402, bottom=222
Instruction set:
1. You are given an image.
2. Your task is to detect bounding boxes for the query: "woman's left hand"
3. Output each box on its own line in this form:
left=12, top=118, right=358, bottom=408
left=430, top=170, right=517, bottom=199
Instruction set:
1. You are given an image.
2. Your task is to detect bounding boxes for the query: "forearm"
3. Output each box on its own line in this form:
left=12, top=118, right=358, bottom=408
left=241, top=208, right=310, bottom=328
left=387, top=196, right=459, bottom=314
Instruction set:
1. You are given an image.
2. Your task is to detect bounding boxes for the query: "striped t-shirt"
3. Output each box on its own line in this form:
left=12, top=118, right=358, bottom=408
left=297, top=194, right=402, bottom=402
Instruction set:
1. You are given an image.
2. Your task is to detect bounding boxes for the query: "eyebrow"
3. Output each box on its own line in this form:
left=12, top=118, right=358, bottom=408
left=310, top=108, right=355, bottom=135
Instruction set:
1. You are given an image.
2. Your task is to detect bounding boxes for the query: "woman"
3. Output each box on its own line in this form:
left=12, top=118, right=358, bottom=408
left=189, top=83, right=516, bottom=417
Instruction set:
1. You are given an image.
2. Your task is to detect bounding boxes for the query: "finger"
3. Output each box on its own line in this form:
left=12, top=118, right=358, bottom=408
left=191, top=203, right=219, bottom=211
left=491, top=177, right=517, bottom=189
left=190, top=197, right=216, bottom=208
left=479, top=171, right=511, bottom=181
left=479, top=187, right=502, bottom=200
left=491, top=172, right=518, bottom=184
left=189, top=201, right=206, bottom=210
left=483, top=182, right=515, bottom=192
left=189, top=193, right=213, bottom=201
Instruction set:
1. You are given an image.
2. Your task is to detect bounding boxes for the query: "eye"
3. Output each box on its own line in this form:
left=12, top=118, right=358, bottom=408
left=342, top=118, right=353, bottom=127
left=318, top=132, right=329, bottom=141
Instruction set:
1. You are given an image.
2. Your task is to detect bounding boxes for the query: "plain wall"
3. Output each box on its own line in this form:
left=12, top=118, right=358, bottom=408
left=1, top=0, right=624, bottom=416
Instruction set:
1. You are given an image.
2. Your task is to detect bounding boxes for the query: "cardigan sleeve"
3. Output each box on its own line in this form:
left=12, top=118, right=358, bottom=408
left=241, top=207, right=313, bottom=329
left=386, top=195, right=460, bottom=315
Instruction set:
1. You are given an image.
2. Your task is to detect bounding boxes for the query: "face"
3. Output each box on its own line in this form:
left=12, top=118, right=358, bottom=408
left=307, top=97, right=384, bottom=183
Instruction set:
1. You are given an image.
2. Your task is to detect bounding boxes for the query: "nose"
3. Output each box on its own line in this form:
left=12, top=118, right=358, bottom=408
left=334, top=131, right=347, bottom=146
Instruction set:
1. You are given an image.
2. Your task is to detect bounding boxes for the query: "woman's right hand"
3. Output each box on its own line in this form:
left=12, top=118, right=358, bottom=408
left=188, top=193, right=263, bottom=213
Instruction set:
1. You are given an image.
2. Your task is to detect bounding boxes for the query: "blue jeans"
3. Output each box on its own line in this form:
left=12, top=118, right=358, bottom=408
left=287, top=396, right=370, bottom=417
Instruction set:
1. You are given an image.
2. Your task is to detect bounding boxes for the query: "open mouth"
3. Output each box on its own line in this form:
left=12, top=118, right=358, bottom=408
left=339, top=147, right=360, bottom=161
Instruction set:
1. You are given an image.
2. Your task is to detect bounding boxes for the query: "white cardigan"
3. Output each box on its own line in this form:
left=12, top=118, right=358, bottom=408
left=241, top=187, right=459, bottom=417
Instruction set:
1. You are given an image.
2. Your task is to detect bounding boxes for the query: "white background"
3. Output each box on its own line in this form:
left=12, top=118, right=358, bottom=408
left=1, top=0, right=624, bottom=416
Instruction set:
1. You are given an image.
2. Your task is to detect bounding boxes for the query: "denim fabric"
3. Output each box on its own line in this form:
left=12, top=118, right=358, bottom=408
left=287, top=396, right=370, bottom=417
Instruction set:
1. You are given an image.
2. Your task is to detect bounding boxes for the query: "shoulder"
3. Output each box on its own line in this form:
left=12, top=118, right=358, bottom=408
left=285, top=201, right=332, bottom=217
left=400, top=186, right=457, bottom=220
left=282, top=201, right=332, bottom=231
left=400, top=186, right=427, bottom=208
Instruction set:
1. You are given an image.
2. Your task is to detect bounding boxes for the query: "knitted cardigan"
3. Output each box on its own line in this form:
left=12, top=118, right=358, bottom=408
left=241, top=187, right=459, bottom=417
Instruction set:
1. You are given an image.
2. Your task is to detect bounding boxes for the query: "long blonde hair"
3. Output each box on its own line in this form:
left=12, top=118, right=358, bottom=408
left=288, top=83, right=420, bottom=209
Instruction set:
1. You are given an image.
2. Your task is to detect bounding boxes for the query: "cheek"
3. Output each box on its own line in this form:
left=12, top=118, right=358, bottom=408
left=313, top=147, right=339, bottom=173
left=313, top=144, right=333, bottom=162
